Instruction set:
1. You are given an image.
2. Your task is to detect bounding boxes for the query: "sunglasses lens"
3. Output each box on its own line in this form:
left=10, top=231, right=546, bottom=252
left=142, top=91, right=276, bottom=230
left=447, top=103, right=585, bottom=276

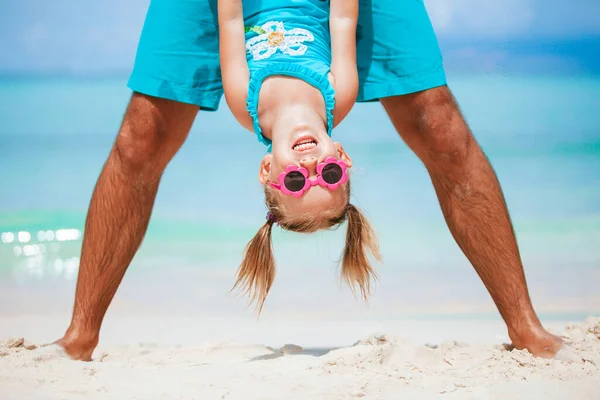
left=283, top=171, right=306, bottom=192
left=321, top=163, right=343, bottom=185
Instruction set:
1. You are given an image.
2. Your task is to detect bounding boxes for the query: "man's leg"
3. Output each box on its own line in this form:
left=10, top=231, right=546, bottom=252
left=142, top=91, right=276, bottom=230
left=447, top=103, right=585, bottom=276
left=380, top=88, right=563, bottom=357
left=357, top=0, right=565, bottom=358
left=55, top=93, right=198, bottom=360
left=53, top=0, right=223, bottom=360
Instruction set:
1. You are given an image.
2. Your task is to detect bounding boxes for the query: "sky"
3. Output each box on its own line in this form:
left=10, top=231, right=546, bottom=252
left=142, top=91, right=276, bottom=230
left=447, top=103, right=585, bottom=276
left=0, top=0, right=599, bottom=75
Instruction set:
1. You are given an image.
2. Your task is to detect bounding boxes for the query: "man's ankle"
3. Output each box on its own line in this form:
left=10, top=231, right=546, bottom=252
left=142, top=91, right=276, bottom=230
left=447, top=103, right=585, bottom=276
left=56, top=325, right=100, bottom=361
left=508, top=320, right=564, bottom=358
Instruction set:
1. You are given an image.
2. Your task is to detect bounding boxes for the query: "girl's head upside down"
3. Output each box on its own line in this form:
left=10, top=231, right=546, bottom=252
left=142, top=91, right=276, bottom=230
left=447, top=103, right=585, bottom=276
left=232, top=107, right=381, bottom=314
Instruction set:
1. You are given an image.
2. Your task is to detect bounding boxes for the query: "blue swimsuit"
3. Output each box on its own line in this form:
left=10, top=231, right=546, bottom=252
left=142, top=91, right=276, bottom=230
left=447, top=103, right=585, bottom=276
left=243, top=0, right=336, bottom=149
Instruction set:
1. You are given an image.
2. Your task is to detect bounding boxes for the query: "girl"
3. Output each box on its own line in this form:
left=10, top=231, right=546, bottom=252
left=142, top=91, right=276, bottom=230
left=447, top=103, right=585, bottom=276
left=218, top=0, right=380, bottom=312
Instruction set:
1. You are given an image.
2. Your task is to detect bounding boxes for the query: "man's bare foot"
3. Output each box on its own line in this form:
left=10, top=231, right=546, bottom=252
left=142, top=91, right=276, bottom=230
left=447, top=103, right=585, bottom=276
left=509, top=324, right=574, bottom=360
left=53, top=330, right=98, bottom=361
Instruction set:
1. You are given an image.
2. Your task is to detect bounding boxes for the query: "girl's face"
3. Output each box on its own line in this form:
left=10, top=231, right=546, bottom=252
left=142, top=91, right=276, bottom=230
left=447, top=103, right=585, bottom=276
left=258, top=128, right=353, bottom=218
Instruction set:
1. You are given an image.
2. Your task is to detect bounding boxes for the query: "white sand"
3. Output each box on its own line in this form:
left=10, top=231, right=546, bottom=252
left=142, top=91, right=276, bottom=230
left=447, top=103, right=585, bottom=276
left=1, top=316, right=599, bottom=399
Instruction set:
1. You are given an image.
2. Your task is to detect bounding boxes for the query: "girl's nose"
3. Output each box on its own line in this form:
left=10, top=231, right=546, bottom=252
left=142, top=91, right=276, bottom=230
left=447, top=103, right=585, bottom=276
left=299, top=157, right=318, bottom=176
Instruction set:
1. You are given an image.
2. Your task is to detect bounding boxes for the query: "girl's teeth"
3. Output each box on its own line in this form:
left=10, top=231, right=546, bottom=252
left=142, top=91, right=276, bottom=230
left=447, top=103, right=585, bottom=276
left=294, top=142, right=316, bottom=151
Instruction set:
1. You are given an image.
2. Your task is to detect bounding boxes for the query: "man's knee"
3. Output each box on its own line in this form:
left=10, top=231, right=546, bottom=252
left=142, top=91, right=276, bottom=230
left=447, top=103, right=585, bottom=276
left=383, top=86, right=473, bottom=168
left=114, top=93, right=196, bottom=174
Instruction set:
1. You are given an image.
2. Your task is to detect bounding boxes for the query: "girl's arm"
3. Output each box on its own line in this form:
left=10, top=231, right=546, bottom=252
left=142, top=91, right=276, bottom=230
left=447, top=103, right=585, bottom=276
left=218, top=0, right=254, bottom=131
left=329, top=0, right=359, bottom=126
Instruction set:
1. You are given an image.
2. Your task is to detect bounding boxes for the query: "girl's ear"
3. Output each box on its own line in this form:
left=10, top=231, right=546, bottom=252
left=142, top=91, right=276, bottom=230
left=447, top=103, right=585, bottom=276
left=334, top=142, right=353, bottom=168
left=259, top=154, right=274, bottom=184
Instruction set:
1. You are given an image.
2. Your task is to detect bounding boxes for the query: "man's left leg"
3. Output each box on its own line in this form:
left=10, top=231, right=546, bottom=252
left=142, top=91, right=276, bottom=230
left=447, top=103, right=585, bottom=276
left=380, top=87, right=563, bottom=358
left=357, top=0, right=564, bottom=358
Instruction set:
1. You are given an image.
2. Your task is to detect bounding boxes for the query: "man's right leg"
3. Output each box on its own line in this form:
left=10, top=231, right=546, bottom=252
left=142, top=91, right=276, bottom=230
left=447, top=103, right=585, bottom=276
left=54, top=0, right=222, bottom=360
left=55, top=93, right=198, bottom=360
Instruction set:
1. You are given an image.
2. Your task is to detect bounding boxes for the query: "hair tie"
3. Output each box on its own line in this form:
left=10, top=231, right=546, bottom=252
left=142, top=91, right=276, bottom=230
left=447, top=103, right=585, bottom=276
left=266, top=212, right=278, bottom=225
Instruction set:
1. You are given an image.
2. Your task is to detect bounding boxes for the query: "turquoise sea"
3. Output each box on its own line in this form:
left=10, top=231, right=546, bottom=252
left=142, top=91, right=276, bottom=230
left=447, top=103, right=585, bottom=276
left=1, top=74, right=599, bottom=319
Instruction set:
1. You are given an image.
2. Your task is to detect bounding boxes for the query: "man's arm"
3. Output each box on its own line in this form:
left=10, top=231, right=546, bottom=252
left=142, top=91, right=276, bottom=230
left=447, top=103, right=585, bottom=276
left=329, top=0, right=359, bottom=126
left=218, top=0, right=253, bottom=131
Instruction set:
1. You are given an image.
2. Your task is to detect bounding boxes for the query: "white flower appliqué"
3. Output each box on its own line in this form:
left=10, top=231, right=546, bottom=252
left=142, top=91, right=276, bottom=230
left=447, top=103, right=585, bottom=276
left=246, top=21, right=314, bottom=61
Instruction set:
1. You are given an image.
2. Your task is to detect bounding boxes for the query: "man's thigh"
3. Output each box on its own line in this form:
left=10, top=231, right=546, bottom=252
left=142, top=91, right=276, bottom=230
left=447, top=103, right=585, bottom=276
left=356, top=0, right=447, bottom=102
left=127, top=0, right=223, bottom=111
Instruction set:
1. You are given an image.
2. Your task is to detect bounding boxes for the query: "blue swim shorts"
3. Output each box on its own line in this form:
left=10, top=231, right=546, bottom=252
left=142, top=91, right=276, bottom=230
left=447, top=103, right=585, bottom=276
left=127, top=0, right=447, bottom=111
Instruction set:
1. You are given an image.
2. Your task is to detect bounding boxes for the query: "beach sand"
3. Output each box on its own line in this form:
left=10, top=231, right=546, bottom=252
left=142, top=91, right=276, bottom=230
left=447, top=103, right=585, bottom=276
left=1, top=315, right=598, bottom=400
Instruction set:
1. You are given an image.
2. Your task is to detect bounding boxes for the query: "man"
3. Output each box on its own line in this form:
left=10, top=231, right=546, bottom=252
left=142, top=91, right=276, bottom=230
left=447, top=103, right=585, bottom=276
left=55, top=0, right=565, bottom=360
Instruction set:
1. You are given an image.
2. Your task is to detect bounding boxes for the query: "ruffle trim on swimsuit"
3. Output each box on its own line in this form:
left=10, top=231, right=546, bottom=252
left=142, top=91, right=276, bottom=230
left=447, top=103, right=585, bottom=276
left=246, top=62, right=336, bottom=150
